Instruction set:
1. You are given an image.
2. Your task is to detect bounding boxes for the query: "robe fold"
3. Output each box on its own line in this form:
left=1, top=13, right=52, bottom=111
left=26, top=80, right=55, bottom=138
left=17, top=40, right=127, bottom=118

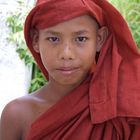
left=24, top=0, right=140, bottom=139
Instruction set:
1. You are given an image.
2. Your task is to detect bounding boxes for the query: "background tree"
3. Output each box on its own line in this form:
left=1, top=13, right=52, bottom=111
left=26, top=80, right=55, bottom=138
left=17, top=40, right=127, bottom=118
left=109, top=0, right=140, bottom=48
left=6, top=1, right=46, bottom=93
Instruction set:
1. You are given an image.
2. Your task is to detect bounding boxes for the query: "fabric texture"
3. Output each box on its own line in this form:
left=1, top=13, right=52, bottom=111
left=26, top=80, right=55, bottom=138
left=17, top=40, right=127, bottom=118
left=24, top=0, right=140, bottom=139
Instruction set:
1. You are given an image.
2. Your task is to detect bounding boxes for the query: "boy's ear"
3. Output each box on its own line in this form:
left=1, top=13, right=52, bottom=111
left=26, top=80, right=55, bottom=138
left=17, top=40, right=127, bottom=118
left=96, top=26, right=108, bottom=52
left=31, top=29, right=40, bottom=53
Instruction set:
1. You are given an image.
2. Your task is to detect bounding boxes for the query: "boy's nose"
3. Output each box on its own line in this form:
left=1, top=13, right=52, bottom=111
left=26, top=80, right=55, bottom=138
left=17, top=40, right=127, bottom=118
left=58, top=43, right=75, bottom=60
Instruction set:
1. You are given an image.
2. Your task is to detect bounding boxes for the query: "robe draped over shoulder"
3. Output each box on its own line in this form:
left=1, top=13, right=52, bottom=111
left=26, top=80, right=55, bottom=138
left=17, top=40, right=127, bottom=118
left=25, top=78, right=140, bottom=140
left=24, top=0, right=140, bottom=139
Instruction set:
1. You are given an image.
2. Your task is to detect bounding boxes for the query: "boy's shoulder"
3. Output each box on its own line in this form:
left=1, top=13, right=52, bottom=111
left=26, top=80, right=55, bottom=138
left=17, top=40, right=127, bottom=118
left=0, top=87, right=51, bottom=139
left=0, top=93, right=39, bottom=126
left=0, top=94, right=34, bottom=139
left=1, top=85, right=50, bottom=118
left=1, top=88, right=49, bottom=123
left=1, top=93, right=39, bottom=119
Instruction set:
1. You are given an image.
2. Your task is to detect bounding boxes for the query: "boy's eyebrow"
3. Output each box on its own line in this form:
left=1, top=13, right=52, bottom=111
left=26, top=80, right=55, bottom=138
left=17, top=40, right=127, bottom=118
left=74, top=30, right=89, bottom=35
left=44, top=30, right=61, bottom=35
left=43, top=30, right=89, bottom=35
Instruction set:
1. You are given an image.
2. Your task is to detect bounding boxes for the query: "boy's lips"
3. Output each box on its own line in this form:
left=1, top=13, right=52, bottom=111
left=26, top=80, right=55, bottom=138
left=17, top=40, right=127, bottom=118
left=56, top=67, right=80, bottom=75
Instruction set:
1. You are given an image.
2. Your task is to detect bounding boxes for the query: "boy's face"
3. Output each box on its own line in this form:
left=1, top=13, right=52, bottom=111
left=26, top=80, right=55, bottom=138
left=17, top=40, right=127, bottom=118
left=33, top=15, right=108, bottom=86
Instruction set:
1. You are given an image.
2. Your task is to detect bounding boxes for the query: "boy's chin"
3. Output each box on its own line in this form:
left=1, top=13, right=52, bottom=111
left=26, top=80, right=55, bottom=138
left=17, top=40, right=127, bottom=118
left=50, top=76, right=85, bottom=87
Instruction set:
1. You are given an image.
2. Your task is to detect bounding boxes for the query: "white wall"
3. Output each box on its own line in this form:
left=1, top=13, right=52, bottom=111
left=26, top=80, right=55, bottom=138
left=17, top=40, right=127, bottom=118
left=0, top=0, right=34, bottom=115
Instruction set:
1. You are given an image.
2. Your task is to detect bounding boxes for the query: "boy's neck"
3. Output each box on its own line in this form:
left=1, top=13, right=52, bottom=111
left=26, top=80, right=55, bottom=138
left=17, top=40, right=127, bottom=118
left=40, top=77, right=82, bottom=105
left=47, top=81, right=79, bottom=101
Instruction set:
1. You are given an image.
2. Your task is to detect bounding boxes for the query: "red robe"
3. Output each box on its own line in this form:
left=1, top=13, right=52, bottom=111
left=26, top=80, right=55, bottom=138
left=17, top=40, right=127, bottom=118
left=24, top=0, right=140, bottom=139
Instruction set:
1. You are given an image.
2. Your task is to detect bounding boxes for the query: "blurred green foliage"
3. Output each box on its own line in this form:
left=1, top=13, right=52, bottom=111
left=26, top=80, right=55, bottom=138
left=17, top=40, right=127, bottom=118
left=109, top=0, right=140, bottom=48
left=6, top=0, right=47, bottom=93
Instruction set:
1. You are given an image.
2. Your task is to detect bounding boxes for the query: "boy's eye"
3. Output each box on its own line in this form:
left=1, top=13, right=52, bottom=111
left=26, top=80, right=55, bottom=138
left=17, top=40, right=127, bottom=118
left=46, top=37, right=60, bottom=43
left=75, top=37, right=89, bottom=42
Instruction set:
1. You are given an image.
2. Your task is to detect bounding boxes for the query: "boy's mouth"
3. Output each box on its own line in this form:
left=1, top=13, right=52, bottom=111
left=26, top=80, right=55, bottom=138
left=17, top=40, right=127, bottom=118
left=56, top=67, right=80, bottom=75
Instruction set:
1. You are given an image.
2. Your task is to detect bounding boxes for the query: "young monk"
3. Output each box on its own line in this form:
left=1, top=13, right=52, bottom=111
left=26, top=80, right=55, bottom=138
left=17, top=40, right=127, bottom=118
left=0, top=0, right=140, bottom=140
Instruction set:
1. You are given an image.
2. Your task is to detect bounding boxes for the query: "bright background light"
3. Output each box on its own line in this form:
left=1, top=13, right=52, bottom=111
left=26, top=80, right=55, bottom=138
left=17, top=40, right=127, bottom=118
left=0, top=0, right=34, bottom=115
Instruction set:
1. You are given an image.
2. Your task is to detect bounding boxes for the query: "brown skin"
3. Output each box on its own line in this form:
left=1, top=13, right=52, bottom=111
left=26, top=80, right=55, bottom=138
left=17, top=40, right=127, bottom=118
left=0, top=15, right=108, bottom=140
